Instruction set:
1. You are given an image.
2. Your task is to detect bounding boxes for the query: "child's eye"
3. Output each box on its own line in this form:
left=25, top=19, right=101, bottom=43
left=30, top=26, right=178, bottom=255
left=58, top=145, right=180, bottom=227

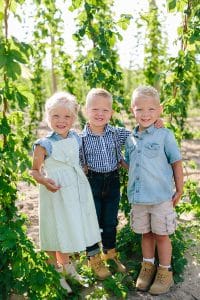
left=149, top=108, right=155, bottom=111
left=52, top=114, right=59, bottom=118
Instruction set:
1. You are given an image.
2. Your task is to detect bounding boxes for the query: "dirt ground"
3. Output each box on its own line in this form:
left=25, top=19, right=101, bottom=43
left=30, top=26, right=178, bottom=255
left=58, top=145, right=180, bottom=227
left=16, top=118, right=200, bottom=299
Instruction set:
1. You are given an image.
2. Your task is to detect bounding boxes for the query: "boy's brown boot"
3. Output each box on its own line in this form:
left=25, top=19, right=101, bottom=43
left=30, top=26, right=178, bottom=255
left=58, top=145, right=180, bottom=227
left=88, top=253, right=111, bottom=280
left=102, top=248, right=126, bottom=273
left=149, top=266, right=174, bottom=295
left=136, top=261, right=157, bottom=291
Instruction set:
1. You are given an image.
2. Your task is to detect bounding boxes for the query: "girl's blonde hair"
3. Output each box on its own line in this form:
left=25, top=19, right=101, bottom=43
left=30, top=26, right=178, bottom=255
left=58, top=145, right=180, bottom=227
left=86, top=88, right=113, bottom=108
left=45, top=92, right=78, bottom=120
left=131, top=85, right=160, bottom=106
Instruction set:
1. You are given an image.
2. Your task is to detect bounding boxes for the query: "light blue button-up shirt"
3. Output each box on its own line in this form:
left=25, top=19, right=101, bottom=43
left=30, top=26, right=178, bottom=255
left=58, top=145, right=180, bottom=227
left=125, top=125, right=182, bottom=205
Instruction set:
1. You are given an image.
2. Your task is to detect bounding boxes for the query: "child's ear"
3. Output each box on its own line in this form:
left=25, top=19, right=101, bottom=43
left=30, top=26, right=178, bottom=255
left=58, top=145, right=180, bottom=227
left=159, top=104, right=163, bottom=114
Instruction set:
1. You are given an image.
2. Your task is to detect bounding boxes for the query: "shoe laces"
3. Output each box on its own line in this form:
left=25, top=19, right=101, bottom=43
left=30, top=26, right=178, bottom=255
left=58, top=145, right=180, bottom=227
left=156, top=270, right=170, bottom=284
left=141, top=266, right=154, bottom=278
left=94, top=259, right=106, bottom=271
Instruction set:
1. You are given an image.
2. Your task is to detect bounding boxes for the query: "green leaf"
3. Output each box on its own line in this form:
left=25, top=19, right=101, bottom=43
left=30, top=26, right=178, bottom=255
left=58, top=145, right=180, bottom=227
left=9, top=49, right=27, bottom=64
left=167, top=0, right=177, bottom=11
left=0, top=54, right=7, bottom=68
left=0, top=117, right=11, bottom=135
left=5, top=60, right=21, bottom=80
left=15, top=91, right=28, bottom=109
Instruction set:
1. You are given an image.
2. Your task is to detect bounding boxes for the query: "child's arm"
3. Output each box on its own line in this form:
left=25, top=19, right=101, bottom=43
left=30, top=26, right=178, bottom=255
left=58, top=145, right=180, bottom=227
left=120, top=158, right=129, bottom=170
left=171, top=160, right=184, bottom=207
left=31, top=145, right=60, bottom=193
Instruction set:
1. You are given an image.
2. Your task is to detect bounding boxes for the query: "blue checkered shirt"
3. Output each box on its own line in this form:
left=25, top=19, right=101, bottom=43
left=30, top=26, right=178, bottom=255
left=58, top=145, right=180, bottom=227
left=80, top=124, right=131, bottom=173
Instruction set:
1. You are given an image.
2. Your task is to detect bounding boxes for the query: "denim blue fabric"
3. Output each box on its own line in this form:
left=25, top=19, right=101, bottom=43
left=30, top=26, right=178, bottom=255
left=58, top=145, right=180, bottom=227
left=86, top=170, right=120, bottom=253
left=33, top=130, right=81, bottom=157
left=125, top=125, right=182, bottom=205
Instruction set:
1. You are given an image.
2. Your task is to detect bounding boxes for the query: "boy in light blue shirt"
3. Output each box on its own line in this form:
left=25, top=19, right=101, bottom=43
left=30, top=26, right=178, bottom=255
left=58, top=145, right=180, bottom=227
left=125, top=86, right=183, bottom=295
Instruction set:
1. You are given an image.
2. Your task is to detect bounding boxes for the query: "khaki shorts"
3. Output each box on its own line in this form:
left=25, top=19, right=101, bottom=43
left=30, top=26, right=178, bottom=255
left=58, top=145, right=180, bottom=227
left=130, top=201, right=177, bottom=235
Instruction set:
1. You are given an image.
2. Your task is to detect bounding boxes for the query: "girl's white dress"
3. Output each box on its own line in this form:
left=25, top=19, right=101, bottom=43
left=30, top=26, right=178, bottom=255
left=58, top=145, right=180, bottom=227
left=36, top=133, right=101, bottom=252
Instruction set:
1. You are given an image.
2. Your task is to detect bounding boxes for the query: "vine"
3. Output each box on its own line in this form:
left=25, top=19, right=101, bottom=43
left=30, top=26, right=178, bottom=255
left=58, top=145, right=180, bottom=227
left=142, top=0, right=167, bottom=90
left=70, top=0, right=132, bottom=115
left=162, top=0, right=200, bottom=134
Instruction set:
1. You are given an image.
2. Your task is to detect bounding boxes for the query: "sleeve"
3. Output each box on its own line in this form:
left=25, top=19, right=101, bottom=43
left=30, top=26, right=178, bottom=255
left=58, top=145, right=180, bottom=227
left=33, top=138, right=52, bottom=157
left=116, top=127, right=131, bottom=146
left=124, top=138, right=130, bottom=165
left=164, top=130, right=182, bottom=164
left=71, top=130, right=81, bottom=148
left=76, top=133, right=85, bottom=166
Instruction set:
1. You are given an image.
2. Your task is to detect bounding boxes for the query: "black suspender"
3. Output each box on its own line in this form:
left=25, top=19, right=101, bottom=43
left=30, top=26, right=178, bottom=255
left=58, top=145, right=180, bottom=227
left=81, top=129, right=121, bottom=171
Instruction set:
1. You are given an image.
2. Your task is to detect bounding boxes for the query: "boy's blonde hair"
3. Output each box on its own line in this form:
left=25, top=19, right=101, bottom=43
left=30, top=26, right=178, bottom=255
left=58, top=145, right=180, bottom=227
left=45, top=92, right=78, bottom=121
left=86, top=88, right=113, bottom=108
left=131, top=85, right=160, bottom=106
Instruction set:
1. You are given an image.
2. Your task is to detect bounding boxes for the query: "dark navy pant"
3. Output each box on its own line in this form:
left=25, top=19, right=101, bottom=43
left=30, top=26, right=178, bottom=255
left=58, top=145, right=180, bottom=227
left=86, top=169, right=120, bottom=255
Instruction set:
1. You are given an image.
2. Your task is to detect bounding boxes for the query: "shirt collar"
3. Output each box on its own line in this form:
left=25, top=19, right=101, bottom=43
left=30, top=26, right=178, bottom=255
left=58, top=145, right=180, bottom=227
left=46, top=131, right=73, bottom=140
left=82, top=123, right=115, bottom=137
left=133, top=124, right=156, bottom=137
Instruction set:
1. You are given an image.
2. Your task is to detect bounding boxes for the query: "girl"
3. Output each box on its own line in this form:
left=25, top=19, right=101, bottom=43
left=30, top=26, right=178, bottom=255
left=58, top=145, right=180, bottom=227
left=31, top=92, right=101, bottom=293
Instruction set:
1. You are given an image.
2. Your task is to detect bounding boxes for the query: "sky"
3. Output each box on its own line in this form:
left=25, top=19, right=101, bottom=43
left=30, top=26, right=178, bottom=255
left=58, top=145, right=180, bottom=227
left=8, top=0, right=182, bottom=69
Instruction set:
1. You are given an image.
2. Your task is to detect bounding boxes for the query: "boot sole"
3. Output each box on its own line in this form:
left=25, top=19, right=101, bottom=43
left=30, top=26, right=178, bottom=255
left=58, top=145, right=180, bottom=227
left=149, top=281, right=174, bottom=295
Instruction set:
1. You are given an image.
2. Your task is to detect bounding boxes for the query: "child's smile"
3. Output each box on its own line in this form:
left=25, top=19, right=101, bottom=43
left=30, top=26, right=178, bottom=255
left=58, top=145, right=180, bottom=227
left=132, top=96, right=162, bottom=131
left=86, top=96, right=113, bottom=133
left=49, top=106, right=75, bottom=138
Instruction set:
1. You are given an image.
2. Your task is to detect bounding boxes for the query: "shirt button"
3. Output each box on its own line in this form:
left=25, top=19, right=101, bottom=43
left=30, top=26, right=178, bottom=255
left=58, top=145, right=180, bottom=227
left=136, top=176, right=139, bottom=180
left=136, top=189, right=139, bottom=193
left=136, top=163, right=139, bottom=167
left=138, top=150, right=141, bottom=153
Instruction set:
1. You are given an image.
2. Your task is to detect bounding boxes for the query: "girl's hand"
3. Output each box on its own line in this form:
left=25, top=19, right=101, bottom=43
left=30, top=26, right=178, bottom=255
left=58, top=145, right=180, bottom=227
left=154, top=118, right=164, bottom=128
left=172, top=191, right=182, bottom=207
left=44, top=178, right=61, bottom=192
left=120, top=159, right=129, bottom=170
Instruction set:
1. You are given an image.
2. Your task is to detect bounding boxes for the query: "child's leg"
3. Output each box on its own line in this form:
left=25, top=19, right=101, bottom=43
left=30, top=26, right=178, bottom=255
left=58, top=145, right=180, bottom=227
left=57, top=251, right=83, bottom=282
left=149, top=234, right=173, bottom=295
left=86, top=171, right=111, bottom=279
left=100, top=171, right=126, bottom=273
left=142, top=232, right=156, bottom=260
left=47, top=251, right=72, bottom=293
left=149, top=201, right=175, bottom=295
left=136, top=232, right=157, bottom=291
left=155, top=234, right=172, bottom=266
left=46, top=251, right=57, bottom=266
left=56, top=251, right=70, bottom=265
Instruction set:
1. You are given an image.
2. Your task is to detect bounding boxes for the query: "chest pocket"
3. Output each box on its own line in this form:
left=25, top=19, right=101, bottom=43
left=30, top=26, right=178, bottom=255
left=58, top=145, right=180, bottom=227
left=144, top=142, right=160, bottom=158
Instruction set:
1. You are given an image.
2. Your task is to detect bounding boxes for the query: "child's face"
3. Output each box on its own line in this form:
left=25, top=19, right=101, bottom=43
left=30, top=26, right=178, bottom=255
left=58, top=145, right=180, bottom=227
left=131, top=96, right=162, bottom=131
left=86, top=96, right=113, bottom=132
left=48, top=106, right=75, bottom=138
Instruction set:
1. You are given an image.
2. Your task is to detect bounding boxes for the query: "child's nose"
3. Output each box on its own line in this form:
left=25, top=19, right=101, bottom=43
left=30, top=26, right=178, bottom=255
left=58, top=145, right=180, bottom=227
left=97, top=110, right=103, bottom=116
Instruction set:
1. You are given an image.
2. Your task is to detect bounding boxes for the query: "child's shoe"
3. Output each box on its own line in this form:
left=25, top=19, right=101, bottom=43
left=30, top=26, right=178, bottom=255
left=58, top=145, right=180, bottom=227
left=56, top=266, right=72, bottom=293
left=63, top=261, right=83, bottom=282
left=136, top=261, right=157, bottom=291
left=149, top=266, right=174, bottom=295
left=102, top=248, right=126, bottom=273
left=88, top=253, right=111, bottom=280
